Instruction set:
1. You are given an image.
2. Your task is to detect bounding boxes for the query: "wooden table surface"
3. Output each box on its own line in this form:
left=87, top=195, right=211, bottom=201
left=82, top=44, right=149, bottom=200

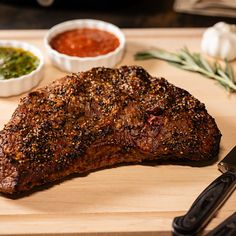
left=0, top=29, right=235, bottom=235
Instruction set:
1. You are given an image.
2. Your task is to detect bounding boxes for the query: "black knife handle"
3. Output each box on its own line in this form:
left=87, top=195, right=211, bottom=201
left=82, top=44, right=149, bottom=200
left=206, top=212, right=236, bottom=236
left=172, top=171, right=236, bottom=236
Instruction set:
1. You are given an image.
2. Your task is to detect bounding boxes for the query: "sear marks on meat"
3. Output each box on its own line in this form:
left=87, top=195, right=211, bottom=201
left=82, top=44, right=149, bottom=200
left=0, top=66, right=221, bottom=194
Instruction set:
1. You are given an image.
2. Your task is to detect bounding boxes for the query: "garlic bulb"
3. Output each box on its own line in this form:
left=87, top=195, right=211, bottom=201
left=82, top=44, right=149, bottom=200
left=201, top=22, right=236, bottom=61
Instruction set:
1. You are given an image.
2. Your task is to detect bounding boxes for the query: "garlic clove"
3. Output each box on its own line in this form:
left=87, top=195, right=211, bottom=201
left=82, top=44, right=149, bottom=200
left=201, top=22, right=236, bottom=61
left=219, top=38, right=233, bottom=61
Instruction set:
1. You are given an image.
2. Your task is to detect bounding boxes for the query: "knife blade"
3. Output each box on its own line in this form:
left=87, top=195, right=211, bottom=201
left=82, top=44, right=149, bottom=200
left=172, top=146, right=236, bottom=236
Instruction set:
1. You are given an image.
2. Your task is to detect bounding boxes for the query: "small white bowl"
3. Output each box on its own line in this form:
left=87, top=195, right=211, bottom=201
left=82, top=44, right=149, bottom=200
left=0, top=40, right=44, bottom=97
left=44, top=19, right=126, bottom=72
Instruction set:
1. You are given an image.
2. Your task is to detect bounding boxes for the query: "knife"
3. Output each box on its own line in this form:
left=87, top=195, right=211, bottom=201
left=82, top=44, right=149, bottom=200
left=205, top=212, right=236, bottom=236
left=172, top=146, right=236, bottom=236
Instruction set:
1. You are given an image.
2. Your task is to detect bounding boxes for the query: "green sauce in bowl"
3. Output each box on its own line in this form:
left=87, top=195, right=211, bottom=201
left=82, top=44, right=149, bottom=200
left=0, top=47, right=39, bottom=80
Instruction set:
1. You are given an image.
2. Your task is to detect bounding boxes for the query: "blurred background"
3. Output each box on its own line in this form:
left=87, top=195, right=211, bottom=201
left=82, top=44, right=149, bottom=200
left=0, top=0, right=236, bottom=29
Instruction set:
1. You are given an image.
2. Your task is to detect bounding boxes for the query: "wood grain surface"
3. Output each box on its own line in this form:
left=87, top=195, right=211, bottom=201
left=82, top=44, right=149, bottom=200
left=0, top=29, right=235, bottom=235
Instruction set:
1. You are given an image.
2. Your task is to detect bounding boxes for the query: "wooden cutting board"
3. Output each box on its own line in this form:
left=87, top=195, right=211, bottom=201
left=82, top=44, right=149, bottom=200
left=0, top=29, right=235, bottom=235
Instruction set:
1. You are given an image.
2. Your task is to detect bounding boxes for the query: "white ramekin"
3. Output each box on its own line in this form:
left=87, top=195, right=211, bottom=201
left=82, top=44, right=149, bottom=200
left=0, top=40, right=44, bottom=97
left=44, top=19, right=126, bottom=73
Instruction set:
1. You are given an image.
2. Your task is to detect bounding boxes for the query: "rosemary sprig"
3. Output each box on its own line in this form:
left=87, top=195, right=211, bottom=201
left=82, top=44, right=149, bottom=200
left=135, top=47, right=236, bottom=93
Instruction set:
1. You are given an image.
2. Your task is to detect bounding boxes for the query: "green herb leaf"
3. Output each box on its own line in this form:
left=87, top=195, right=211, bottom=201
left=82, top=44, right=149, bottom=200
left=199, top=55, right=214, bottom=74
left=134, top=47, right=236, bottom=93
left=135, top=49, right=182, bottom=63
left=225, top=60, right=234, bottom=82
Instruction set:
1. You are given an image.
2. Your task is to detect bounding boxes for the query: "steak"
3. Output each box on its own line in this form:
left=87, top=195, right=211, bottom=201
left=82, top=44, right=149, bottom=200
left=0, top=66, right=221, bottom=194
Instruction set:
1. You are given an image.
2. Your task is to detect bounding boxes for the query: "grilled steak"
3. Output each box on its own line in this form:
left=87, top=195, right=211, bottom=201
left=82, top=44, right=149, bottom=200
left=0, top=66, right=221, bottom=194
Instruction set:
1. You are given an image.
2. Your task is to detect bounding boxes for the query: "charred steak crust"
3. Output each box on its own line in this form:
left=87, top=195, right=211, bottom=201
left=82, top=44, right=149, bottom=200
left=0, top=66, right=221, bottom=194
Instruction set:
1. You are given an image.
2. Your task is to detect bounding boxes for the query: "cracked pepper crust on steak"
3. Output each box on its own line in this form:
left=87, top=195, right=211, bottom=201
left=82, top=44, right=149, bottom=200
left=0, top=66, right=221, bottom=194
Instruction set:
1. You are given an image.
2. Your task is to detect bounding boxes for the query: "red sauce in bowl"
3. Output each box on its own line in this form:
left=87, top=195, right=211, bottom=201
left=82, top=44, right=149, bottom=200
left=50, top=28, right=120, bottom=57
